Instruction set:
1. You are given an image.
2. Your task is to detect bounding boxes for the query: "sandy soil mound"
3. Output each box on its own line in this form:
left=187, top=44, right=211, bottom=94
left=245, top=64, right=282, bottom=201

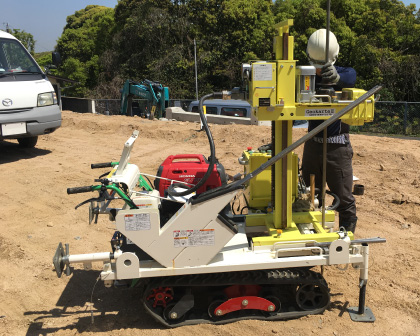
left=0, top=110, right=418, bottom=335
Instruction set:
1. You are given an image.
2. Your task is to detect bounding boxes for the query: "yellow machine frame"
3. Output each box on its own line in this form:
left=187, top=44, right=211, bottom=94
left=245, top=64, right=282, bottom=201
left=244, top=20, right=375, bottom=246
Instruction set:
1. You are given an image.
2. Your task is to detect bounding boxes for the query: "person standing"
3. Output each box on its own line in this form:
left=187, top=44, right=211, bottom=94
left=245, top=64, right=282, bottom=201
left=302, top=29, right=358, bottom=233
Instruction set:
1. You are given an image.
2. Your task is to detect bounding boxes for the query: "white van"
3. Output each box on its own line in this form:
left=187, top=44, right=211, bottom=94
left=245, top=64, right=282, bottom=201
left=187, top=99, right=251, bottom=118
left=0, top=30, right=61, bottom=148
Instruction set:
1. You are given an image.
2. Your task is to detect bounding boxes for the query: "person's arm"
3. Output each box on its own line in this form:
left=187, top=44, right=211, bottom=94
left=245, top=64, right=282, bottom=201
left=335, top=66, right=357, bottom=89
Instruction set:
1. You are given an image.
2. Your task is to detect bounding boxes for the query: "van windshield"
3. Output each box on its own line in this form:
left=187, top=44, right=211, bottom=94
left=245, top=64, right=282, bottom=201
left=0, top=38, right=41, bottom=75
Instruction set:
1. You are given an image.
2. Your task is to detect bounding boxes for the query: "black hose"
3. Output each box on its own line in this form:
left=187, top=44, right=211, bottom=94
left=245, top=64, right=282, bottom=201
left=313, top=188, right=340, bottom=211
left=167, top=92, right=222, bottom=197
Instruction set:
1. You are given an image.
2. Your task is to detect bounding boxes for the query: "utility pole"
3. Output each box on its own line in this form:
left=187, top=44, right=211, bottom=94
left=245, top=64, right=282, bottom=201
left=194, top=38, right=198, bottom=101
left=3, top=22, right=11, bottom=33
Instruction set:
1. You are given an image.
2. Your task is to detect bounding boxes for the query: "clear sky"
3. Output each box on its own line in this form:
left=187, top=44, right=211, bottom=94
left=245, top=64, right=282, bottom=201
left=1, top=0, right=418, bottom=53
left=403, top=0, right=420, bottom=9
left=1, top=0, right=119, bottom=52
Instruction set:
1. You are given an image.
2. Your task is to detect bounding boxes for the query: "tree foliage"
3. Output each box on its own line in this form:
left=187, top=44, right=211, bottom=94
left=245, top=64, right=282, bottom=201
left=10, top=29, right=35, bottom=55
left=56, top=5, right=115, bottom=96
left=104, top=0, right=274, bottom=98
left=54, top=0, right=420, bottom=101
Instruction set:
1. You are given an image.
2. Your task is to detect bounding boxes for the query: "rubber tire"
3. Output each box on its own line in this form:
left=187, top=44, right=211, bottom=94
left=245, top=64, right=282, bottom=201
left=18, top=136, right=38, bottom=148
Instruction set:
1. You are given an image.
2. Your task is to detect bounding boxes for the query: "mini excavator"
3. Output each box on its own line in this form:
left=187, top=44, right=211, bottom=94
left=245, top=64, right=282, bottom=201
left=53, top=20, right=385, bottom=326
left=120, top=79, right=169, bottom=119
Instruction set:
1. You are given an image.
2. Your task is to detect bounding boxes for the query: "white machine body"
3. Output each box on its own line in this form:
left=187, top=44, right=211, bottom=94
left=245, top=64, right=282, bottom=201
left=58, top=131, right=377, bottom=293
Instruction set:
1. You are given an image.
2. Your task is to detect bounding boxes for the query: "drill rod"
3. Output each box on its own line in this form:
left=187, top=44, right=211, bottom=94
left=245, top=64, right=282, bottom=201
left=305, top=237, right=386, bottom=248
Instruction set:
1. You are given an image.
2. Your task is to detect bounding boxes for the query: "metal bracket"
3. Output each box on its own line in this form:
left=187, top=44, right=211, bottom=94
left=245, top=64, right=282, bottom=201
left=329, top=239, right=350, bottom=265
left=89, top=201, right=99, bottom=224
left=52, top=242, right=71, bottom=278
left=168, top=293, right=194, bottom=321
left=348, top=306, right=376, bottom=322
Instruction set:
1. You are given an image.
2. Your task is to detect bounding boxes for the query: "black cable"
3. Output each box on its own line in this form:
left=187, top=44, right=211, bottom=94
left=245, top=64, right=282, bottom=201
left=313, top=188, right=340, bottom=211
left=168, top=92, right=223, bottom=197
left=231, top=194, right=238, bottom=215
left=143, top=175, right=153, bottom=190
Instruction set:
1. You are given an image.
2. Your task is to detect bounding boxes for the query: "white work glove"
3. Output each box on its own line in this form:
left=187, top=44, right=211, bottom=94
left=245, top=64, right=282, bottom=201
left=321, top=62, right=340, bottom=84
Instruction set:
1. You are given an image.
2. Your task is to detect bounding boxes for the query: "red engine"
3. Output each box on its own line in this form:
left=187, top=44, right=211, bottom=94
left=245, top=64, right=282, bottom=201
left=154, top=154, right=227, bottom=197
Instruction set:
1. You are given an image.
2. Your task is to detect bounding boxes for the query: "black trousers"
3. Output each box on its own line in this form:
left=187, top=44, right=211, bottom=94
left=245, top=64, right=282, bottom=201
left=301, top=138, right=356, bottom=223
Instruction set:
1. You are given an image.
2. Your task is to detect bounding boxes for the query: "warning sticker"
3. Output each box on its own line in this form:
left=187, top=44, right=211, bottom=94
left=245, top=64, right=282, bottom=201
left=253, top=64, right=273, bottom=81
left=173, top=229, right=215, bottom=248
left=124, top=213, right=151, bottom=231
left=304, top=76, right=311, bottom=91
left=305, top=108, right=335, bottom=117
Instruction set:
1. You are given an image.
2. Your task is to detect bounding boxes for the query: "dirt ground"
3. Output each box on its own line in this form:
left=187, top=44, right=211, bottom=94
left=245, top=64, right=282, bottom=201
left=0, top=110, right=419, bottom=335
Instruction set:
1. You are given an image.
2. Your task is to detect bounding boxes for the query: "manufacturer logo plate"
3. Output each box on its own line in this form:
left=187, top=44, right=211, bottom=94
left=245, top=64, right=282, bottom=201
left=2, top=98, right=13, bottom=107
left=305, top=108, right=335, bottom=117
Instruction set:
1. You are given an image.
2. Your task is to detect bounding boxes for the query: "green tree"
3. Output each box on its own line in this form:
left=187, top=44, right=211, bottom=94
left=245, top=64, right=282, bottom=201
left=189, top=0, right=274, bottom=93
left=106, top=0, right=274, bottom=98
left=10, top=29, right=35, bottom=55
left=55, top=0, right=420, bottom=101
left=56, top=5, right=115, bottom=97
left=34, top=52, right=52, bottom=71
left=107, top=0, right=196, bottom=97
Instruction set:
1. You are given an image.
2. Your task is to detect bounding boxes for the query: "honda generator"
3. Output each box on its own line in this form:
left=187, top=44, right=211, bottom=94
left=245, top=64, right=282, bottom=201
left=154, top=154, right=228, bottom=197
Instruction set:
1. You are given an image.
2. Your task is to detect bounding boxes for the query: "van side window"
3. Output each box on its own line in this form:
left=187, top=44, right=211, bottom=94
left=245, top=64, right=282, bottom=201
left=191, top=106, right=217, bottom=114
left=221, top=107, right=247, bottom=117
left=206, top=107, right=218, bottom=114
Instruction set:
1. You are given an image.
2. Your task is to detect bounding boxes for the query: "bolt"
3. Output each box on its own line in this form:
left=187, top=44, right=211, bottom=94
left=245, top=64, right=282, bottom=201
left=242, top=299, right=249, bottom=306
left=216, top=309, right=223, bottom=316
left=268, top=305, right=275, bottom=312
left=170, top=312, right=178, bottom=319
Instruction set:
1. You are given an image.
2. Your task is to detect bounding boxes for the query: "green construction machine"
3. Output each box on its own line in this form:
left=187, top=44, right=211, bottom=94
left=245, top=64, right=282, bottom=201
left=120, top=79, right=169, bottom=119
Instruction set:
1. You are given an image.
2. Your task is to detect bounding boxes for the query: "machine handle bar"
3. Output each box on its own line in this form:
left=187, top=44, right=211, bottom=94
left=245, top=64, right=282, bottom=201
left=91, top=162, right=114, bottom=169
left=306, top=237, right=387, bottom=248
left=168, top=154, right=205, bottom=162
left=67, top=186, right=93, bottom=194
left=67, top=184, right=138, bottom=209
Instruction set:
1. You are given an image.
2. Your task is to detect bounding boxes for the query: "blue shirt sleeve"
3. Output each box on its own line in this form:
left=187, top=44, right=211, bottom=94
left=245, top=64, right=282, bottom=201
left=335, top=66, right=357, bottom=90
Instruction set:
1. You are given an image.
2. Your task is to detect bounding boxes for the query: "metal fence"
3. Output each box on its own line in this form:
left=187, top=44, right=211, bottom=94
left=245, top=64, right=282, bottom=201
left=95, top=99, right=120, bottom=115
left=354, top=101, right=420, bottom=136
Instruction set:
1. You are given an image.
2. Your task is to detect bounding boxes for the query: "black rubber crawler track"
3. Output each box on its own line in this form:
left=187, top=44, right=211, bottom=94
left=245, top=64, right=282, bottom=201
left=143, top=268, right=330, bottom=327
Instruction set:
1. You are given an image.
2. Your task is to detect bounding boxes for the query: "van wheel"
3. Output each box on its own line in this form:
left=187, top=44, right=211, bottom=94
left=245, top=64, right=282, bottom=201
left=18, top=136, right=38, bottom=148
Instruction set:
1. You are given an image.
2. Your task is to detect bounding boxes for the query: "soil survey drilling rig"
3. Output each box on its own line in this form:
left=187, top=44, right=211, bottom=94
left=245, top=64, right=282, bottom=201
left=53, top=20, right=385, bottom=326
